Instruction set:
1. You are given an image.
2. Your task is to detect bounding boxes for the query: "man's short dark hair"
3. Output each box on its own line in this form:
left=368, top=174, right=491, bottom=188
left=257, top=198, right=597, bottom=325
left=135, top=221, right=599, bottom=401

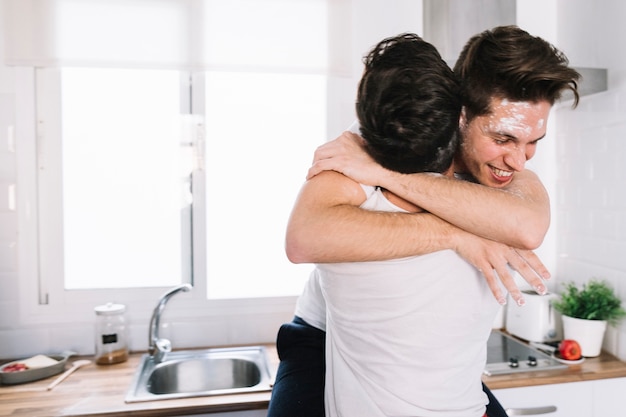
left=357, top=33, right=462, bottom=174
left=455, top=25, right=581, bottom=122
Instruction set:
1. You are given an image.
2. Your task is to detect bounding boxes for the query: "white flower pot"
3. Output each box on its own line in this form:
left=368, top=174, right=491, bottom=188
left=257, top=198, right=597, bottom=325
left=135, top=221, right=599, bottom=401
left=561, top=315, right=608, bottom=357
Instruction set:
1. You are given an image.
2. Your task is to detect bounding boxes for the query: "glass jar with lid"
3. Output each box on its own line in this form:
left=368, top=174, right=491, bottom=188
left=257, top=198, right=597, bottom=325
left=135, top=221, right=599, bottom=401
left=94, top=302, right=129, bottom=365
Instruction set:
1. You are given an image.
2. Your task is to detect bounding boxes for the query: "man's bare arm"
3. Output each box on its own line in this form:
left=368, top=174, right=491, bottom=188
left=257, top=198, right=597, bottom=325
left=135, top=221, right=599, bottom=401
left=382, top=170, right=549, bottom=249
left=287, top=175, right=454, bottom=263
left=286, top=171, right=549, bottom=304
left=307, top=132, right=549, bottom=250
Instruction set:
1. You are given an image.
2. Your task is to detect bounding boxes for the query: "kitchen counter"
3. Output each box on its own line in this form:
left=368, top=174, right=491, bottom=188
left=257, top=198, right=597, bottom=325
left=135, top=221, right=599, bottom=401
left=2, top=344, right=626, bottom=417
left=482, top=344, right=626, bottom=390
left=0, top=345, right=279, bottom=417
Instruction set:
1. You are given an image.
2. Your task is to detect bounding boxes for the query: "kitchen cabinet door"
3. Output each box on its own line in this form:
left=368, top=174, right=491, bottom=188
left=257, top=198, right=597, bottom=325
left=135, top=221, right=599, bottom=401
left=184, top=411, right=266, bottom=417
left=493, top=381, right=593, bottom=417
left=593, top=377, right=626, bottom=416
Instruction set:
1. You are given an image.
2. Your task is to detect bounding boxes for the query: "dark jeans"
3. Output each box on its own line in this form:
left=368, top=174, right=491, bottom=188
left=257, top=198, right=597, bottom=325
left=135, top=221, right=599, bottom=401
left=267, top=316, right=326, bottom=417
left=266, top=316, right=508, bottom=417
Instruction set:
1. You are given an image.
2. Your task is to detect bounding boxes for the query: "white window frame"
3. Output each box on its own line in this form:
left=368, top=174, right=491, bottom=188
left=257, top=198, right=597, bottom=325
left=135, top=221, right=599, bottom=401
left=15, top=67, right=299, bottom=340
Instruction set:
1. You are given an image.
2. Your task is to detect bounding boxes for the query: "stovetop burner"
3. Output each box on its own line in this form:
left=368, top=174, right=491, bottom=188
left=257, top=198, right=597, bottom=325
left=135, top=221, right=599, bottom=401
left=484, top=330, right=567, bottom=376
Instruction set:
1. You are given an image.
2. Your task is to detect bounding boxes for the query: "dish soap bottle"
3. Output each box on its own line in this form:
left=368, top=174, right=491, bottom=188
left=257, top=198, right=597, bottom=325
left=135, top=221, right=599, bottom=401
left=94, top=302, right=129, bottom=365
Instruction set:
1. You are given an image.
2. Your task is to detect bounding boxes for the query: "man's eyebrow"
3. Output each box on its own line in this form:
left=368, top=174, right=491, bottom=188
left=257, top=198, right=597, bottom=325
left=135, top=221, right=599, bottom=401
left=491, top=131, right=518, bottom=141
left=493, top=131, right=546, bottom=142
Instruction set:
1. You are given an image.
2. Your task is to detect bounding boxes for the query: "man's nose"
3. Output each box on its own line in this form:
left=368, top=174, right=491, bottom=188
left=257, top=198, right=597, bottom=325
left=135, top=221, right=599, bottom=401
left=505, top=146, right=528, bottom=171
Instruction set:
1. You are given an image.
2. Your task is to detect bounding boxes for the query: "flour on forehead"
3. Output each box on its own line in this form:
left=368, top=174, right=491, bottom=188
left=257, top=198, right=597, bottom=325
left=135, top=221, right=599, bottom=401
left=537, top=118, right=545, bottom=129
left=488, top=114, right=532, bottom=136
left=491, top=100, right=545, bottom=135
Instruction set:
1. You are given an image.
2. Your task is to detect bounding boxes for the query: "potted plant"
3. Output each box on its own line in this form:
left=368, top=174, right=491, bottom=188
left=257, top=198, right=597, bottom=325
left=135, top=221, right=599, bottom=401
left=552, top=279, right=626, bottom=357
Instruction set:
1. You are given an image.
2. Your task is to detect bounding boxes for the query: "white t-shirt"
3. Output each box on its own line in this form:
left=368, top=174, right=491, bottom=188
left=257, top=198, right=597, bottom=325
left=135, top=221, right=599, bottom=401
left=293, top=122, right=499, bottom=416
left=296, top=185, right=500, bottom=417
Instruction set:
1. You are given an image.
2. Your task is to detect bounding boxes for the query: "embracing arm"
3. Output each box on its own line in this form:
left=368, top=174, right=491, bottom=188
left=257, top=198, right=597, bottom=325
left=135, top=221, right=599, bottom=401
left=286, top=172, right=459, bottom=263
left=307, top=132, right=550, bottom=250
left=286, top=170, right=548, bottom=304
left=381, top=169, right=549, bottom=250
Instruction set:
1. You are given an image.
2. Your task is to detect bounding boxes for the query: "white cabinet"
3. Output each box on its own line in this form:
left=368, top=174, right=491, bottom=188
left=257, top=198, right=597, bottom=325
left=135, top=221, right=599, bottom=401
left=592, top=377, right=626, bottom=416
left=493, top=381, right=592, bottom=416
left=493, top=377, right=626, bottom=417
left=185, top=411, right=266, bottom=417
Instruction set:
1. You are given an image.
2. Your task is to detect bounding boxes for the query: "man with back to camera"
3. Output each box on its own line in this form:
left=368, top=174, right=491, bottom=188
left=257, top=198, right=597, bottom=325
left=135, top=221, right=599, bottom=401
left=268, top=26, right=580, bottom=417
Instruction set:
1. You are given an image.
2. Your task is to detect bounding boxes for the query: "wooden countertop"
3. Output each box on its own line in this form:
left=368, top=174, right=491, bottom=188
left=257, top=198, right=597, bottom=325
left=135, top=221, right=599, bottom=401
left=2, top=343, right=626, bottom=417
left=0, top=345, right=279, bottom=417
left=482, top=347, right=626, bottom=390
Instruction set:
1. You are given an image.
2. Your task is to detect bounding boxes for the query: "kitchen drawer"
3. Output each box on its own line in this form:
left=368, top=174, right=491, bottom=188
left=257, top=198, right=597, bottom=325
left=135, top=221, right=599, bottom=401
left=493, top=381, right=592, bottom=416
left=183, top=411, right=266, bottom=417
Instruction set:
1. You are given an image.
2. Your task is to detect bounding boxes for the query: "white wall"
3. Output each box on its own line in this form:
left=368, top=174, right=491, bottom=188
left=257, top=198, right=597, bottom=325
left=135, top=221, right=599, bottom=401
left=551, top=0, right=626, bottom=361
left=516, top=0, right=626, bottom=361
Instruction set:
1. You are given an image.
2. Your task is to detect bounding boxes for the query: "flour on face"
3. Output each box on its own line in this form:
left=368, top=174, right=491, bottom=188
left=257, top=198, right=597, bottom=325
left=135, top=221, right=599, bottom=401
left=487, top=101, right=545, bottom=138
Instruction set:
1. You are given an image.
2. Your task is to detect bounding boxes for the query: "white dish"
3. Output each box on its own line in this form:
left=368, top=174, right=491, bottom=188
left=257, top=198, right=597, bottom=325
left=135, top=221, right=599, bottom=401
left=552, top=351, right=585, bottom=365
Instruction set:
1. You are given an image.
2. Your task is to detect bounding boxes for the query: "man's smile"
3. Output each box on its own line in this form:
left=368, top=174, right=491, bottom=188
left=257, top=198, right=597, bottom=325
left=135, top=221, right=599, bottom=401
left=490, top=166, right=513, bottom=179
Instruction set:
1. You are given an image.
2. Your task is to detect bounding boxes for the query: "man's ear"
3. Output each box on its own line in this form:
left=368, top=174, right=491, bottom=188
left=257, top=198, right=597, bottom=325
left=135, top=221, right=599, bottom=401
left=459, top=107, right=467, bottom=130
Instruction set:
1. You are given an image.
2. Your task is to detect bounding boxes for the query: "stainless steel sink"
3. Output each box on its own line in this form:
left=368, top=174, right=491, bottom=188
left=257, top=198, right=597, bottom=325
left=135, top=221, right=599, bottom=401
left=125, top=346, right=273, bottom=402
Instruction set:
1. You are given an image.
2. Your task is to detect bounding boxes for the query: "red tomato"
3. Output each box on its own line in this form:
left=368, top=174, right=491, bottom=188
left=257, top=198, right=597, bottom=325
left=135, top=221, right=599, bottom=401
left=2, top=363, right=28, bottom=373
left=559, top=339, right=582, bottom=360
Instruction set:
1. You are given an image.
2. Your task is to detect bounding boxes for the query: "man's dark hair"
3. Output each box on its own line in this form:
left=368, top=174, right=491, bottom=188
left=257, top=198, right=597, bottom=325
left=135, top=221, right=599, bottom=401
left=455, top=25, right=581, bottom=122
left=356, top=33, right=462, bottom=174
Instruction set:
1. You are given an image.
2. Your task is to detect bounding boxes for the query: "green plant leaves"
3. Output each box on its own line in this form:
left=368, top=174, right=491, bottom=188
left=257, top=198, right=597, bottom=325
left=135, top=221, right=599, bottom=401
left=552, top=279, right=626, bottom=326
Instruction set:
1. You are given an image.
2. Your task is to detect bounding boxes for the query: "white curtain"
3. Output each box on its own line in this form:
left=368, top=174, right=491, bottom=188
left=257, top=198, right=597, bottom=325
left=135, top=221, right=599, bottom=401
left=2, top=0, right=345, bottom=73
left=3, top=0, right=425, bottom=136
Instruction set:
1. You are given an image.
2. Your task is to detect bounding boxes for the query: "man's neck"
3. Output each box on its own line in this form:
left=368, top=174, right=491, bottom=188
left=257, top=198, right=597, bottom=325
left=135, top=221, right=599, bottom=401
left=449, top=157, right=477, bottom=183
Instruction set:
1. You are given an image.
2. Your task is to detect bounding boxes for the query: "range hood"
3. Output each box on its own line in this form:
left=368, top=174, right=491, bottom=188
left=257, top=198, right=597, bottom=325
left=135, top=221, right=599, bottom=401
left=422, top=0, right=607, bottom=98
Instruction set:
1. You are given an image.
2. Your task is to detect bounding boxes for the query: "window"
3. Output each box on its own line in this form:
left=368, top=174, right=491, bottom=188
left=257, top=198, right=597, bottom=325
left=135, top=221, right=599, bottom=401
left=34, top=65, right=324, bottom=305
left=9, top=0, right=375, bottom=335
left=58, top=68, right=188, bottom=290
left=203, top=71, right=326, bottom=298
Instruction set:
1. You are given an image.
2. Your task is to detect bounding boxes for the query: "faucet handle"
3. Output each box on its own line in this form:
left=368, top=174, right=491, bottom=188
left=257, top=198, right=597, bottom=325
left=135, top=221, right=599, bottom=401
left=155, top=339, right=172, bottom=353
left=152, top=339, right=172, bottom=363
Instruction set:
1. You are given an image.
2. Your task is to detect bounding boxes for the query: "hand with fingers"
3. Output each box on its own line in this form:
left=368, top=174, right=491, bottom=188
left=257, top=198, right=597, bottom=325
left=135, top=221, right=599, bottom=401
left=307, top=131, right=389, bottom=184
left=451, top=228, right=550, bottom=306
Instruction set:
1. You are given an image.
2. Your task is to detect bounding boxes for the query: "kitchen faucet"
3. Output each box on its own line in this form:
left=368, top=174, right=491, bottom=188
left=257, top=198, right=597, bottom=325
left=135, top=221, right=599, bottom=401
left=148, top=283, right=192, bottom=363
